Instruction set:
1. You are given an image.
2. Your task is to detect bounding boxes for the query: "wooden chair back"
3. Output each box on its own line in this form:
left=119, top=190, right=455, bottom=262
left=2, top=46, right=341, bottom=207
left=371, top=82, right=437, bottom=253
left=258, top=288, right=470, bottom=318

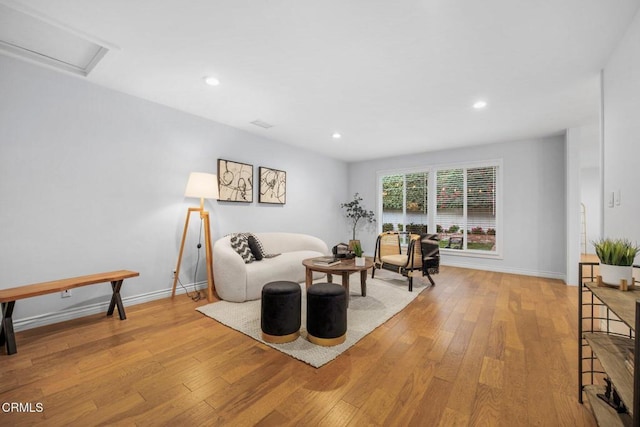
left=375, top=232, right=402, bottom=261
left=374, top=231, right=424, bottom=269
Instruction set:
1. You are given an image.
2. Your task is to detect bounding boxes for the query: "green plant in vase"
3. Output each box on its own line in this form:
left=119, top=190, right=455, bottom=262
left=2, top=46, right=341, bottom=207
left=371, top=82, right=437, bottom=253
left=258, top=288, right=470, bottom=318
left=352, top=241, right=363, bottom=257
left=593, top=238, right=640, bottom=289
left=352, top=241, right=365, bottom=266
left=594, top=238, right=640, bottom=266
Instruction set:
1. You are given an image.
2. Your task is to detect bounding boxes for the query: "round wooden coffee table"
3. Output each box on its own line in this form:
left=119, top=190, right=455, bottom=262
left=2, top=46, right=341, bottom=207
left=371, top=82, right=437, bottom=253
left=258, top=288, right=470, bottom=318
left=302, top=257, right=374, bottom=306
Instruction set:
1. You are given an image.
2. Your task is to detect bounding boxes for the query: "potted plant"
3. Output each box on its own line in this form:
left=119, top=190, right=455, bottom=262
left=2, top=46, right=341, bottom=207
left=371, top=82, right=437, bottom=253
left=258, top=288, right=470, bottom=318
left=352, top=241, right=365, bottom=266
left=341, top=193, right=375, bottom=250
left=593, top=238, right=640, bottom=288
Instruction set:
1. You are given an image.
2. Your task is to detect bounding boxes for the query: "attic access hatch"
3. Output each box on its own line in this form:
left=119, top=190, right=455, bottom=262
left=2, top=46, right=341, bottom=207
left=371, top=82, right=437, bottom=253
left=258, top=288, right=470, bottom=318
left=0, top=3, right=109, bottom=76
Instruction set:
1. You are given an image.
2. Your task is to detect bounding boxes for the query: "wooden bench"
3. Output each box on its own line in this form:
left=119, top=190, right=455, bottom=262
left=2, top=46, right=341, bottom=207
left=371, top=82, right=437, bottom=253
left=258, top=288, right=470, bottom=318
left=0, top=270, right=139, bottom=355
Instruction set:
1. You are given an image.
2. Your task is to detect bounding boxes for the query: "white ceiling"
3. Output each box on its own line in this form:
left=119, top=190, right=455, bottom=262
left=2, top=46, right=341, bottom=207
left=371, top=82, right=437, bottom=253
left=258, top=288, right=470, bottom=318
left=3, top=0, right=640, bottom=162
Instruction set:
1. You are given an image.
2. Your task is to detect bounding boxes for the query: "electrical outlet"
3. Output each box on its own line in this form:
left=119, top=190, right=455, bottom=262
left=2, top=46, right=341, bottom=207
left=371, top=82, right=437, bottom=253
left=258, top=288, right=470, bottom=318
left=61, top=289, right=72, bottom=298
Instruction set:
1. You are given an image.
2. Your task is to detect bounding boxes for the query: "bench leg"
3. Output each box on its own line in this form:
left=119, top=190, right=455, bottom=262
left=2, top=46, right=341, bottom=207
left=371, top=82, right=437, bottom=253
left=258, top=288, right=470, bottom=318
left=107, top=280, right=126, bottom=320
left=1, top=301, right=17, bottom=355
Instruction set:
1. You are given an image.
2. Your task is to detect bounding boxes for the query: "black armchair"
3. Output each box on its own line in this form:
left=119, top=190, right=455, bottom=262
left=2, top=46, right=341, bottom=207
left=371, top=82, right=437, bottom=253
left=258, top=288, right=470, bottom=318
left=420, top=234, right=440, bottom=284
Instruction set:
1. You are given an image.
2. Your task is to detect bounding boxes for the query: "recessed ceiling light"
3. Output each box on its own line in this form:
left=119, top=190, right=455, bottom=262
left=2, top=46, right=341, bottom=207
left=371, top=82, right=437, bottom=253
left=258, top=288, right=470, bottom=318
left=332, top=133, right=342, bottom=139
left=204, top=76, right=220, bottom=86
left=473, top=100, right=487, bottom=109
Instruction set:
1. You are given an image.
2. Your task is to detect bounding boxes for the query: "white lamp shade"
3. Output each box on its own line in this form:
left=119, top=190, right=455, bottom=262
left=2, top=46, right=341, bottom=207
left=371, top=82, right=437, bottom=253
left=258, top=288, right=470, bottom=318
left=184, top=172, right=219, bottom=200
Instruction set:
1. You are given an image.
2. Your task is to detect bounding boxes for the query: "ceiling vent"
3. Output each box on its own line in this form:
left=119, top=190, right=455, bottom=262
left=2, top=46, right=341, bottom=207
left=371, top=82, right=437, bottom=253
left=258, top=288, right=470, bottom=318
left=250, top=119, right=274, bottom=129
left=0, top=3, right=109, bottom=76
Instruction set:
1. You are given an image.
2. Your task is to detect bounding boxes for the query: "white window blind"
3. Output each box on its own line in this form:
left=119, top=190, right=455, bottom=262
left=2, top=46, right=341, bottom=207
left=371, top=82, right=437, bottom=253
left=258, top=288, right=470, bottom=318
left=436, top=168, right=464, bottom=246
left=379, top=162, right=500, bottom=255
left=381, top=172, right=428, bottom=237
left=435, top=166, right=497, bottom=252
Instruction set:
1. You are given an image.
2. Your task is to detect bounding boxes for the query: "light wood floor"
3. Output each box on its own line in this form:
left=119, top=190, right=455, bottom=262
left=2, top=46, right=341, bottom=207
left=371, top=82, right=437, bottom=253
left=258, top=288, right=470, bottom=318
left=1, top=267, right=596, bottom=426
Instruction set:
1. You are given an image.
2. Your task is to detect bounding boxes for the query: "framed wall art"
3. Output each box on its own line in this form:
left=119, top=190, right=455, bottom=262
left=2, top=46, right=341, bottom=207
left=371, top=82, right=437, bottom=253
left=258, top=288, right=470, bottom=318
left=217, top=159, right=253, bottom=202
left=259, top=166, right=286, bottom=204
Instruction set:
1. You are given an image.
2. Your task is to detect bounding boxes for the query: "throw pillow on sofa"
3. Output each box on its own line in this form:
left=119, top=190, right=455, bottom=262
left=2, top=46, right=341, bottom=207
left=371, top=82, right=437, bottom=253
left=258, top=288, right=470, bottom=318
left=247, top=234, right=264, bottom=260
left=242, top=232, right=280, bottom=258
left=230, top=234, right=255, bottom=263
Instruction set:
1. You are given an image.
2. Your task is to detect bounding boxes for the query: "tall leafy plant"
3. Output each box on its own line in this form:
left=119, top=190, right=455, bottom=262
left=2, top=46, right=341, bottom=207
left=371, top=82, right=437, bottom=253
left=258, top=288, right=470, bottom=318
left=593, top=238, right=640, bottom=266
left=341, top=193, right=376, bottom=241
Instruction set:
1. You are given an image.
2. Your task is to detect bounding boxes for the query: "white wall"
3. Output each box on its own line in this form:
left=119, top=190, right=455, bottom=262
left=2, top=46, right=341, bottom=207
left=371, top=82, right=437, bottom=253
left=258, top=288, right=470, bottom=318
left=566, top=129, right=581, bottom=285
left=348, top=136, right=567, bottom=279
left=0, top=55, right=347, bottom=328
left=602, top=8, right=640, bottom=248
left=581, top=167, right=601, bottom=252
left=576, top=122, right=602, bottom=254
left=564, top=122, right=602, bottom=285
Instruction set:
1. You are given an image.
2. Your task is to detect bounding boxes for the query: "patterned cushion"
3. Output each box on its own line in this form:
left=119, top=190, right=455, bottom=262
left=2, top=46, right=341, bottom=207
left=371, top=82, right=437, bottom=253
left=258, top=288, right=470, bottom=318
left=230, top=234, right=255, bottom=263
left=247, top=235, right=263, bottom=261
left=226, top=232, right=281, bottom=260
left=245, top=233, right=268, bottom=259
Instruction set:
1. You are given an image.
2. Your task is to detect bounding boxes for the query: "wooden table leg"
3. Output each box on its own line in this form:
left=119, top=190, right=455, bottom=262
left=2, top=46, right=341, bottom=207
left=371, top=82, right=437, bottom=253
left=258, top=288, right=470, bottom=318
left=341, top=272, right=350, bottom=307
left=107, top=280, right=127, bottom=320
left=360, top=270, right=367, bottom=297
left=1, top=301, right=17, bottom=355
left=305, top=268, right=313, bottom=289
left=327, top=273, right=333, bottom=283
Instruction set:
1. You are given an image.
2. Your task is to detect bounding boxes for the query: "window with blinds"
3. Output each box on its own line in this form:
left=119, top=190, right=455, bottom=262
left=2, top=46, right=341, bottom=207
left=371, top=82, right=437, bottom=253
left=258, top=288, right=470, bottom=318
left=381, top=174, right=403, bottom=233
left=381, top=172, right=428, bottom=238
left=467, top=166, right=497, bottom=251
left=436, top=168, right=464, bottom=244
left=405, top=172, right=428, bottom=234
left=436, top=166, right=497, bottom=252
left=378, top=162, right=499, bottom=255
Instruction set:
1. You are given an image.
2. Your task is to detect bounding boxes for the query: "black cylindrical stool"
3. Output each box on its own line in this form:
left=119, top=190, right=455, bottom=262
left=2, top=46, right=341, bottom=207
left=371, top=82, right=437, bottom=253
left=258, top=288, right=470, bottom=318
left=261, top=281, right=301, bottom=344
left=306, top=283, right=347, bottom=346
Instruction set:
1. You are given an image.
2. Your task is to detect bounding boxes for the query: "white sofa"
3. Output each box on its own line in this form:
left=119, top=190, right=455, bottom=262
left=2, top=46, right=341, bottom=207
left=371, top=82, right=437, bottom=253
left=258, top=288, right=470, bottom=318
left=213, top=232, right=329, bottom=302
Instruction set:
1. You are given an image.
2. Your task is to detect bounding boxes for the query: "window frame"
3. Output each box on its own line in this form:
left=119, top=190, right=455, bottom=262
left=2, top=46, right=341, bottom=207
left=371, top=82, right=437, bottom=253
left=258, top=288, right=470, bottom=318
left=376, top=159, right=503, bottom=259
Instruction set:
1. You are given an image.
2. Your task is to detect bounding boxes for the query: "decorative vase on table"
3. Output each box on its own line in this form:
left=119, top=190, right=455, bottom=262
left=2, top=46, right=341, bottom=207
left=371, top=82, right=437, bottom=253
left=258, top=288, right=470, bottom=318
left=598, top=263, right=633, bottom=288
left=593, top=238, right=640, bottom=290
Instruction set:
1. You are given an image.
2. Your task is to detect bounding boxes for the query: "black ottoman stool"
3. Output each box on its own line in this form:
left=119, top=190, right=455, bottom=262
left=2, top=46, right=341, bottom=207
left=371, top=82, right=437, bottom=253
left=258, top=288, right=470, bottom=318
left=306, top=283, right=347, bottom=346
left=261, top=281, right=301, bottom=343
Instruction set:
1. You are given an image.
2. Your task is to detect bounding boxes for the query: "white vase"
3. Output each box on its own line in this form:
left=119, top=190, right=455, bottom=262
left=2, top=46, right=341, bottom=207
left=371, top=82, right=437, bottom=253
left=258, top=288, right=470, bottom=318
left=355, top=256, right=365, bottom=267
left=599, top=263, right=633, bottom=287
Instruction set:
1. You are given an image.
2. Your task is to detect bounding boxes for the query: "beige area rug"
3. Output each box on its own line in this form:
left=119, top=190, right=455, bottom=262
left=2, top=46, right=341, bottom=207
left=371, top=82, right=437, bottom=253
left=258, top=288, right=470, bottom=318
left=196, top=270, right=429, bottom=368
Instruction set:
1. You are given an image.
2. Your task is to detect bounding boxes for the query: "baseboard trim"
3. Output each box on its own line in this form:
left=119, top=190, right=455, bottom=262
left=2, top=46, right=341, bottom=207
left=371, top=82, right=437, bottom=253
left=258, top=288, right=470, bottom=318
left=13, top=281, right=208, bottom=332
left=441, top=260, right=566, bottom=282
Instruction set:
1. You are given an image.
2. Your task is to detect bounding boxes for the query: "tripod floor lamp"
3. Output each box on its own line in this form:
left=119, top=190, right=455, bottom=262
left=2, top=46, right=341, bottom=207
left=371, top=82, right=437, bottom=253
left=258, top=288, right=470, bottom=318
left=172, top=172, right=219, bottom=302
